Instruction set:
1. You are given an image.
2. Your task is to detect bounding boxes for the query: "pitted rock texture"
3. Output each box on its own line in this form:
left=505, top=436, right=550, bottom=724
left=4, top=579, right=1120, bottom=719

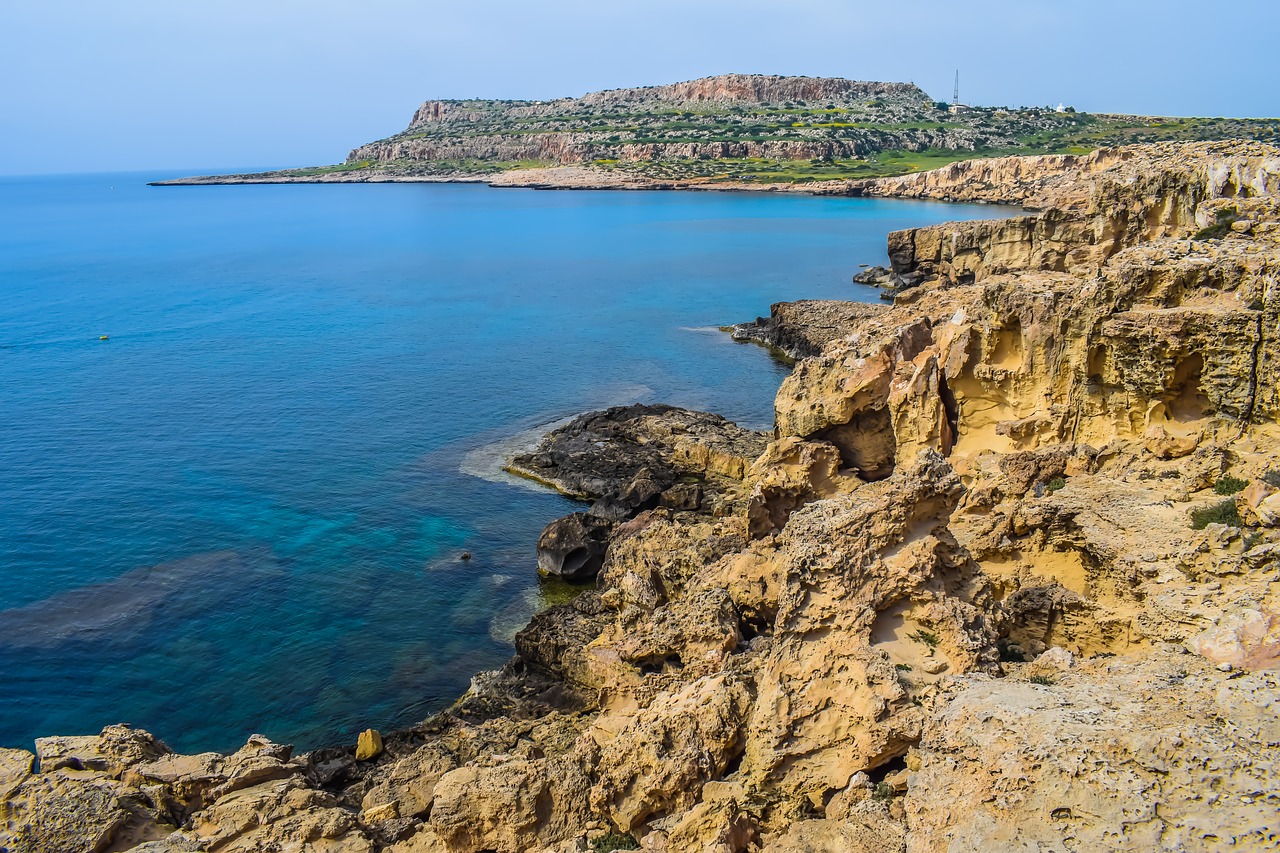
left=906, top=652, right=1280, bottom=852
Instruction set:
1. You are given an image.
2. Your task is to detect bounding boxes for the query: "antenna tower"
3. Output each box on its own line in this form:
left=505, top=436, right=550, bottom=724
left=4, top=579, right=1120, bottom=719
left=952, top=70, right=959, bottom=106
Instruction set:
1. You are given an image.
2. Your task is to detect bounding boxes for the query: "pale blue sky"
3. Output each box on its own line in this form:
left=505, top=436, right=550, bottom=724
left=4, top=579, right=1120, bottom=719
left=2, top=0, right=1276, bottom=175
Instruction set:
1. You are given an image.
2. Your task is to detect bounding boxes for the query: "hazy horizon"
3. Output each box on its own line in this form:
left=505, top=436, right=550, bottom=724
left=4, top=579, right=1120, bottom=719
left=3, top=0, right=1278, bottom=176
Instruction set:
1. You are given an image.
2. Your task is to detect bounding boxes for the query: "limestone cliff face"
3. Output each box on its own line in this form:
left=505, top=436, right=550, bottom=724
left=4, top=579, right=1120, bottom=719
left=852, top=140, right=1280, bottom=209
left=348, top=132, right=980, bottom=170
left=878, top=141, right=1280, bottom=285
left=7, top=141, right=1280, bottom=853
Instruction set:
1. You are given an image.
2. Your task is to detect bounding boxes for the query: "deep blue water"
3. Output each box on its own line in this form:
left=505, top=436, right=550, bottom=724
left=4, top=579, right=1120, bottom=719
left=0, top=172, right=1008, bottom=753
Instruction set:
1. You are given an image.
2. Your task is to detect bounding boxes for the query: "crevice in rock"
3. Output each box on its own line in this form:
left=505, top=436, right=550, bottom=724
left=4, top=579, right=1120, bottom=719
left=1244, top=312, right=1264, bottom=422
left=938, top=370, right=959, bottom=456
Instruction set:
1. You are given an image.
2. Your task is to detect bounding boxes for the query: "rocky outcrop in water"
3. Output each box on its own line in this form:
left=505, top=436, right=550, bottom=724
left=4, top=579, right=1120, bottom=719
left=9, top=140, right=1280, bottom=852
left=728, top=300, right=886, bottom=361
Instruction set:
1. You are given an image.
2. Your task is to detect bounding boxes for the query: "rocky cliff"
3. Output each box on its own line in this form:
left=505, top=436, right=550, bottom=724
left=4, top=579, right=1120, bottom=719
left=11, top=140, right=1280, bottom=852
left=345, top=74, right=981, bottom=170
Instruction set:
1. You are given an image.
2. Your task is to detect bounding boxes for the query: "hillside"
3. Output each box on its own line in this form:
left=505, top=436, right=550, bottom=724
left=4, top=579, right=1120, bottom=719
left=158, top=74, right=1280, bottom=187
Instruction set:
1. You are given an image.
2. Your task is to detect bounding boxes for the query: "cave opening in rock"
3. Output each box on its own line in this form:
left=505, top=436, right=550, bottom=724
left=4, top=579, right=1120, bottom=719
left=815, top=407, right=896, bottom=481
left=1087, top=344, right=1109, bottom=382
left=865, top=753, right=909, bottom=785
left=992, top=319, right=1024, bottom=369
left=738, top=611, right=772, bottom=641
left=560, top=547, right=592, bottom=577
left=1164, top=353, right=1210, bottom=421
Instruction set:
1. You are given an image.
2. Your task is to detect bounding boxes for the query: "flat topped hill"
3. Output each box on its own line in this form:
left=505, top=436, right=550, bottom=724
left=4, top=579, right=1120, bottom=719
left=414, top=74, right=930, bottom=120
left=157, top=74, right=1280, bottom=186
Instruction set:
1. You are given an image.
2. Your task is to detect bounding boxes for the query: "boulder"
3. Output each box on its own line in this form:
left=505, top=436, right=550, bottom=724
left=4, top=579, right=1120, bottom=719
left=1187, top=609, right=1280, bottom=670
left=537, top=512, right=615, bottom=580
left=356, top=729, right=384, bottom=762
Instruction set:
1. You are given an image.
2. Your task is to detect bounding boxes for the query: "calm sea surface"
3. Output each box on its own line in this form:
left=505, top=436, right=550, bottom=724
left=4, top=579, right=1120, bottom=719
left=0, top=173, right=1008, bottom=752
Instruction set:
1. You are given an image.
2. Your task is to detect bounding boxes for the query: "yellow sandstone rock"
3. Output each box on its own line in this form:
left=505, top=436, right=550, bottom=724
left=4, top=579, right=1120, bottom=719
left=355, top=729, right=383, bottom=762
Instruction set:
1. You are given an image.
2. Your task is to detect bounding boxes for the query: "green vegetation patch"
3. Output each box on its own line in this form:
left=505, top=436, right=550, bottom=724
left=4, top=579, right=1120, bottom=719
left=908, top=629, right=940, bottom=649
left=592, top=834, right=639, bottom=852
left=1190, top=499, right=1242, bottom=529
left=1213, top=475, right=1249, bottom=495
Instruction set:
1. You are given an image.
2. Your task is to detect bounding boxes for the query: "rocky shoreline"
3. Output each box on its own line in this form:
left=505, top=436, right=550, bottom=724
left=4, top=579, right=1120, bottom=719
left=7, top=139, right=1280, bottom=852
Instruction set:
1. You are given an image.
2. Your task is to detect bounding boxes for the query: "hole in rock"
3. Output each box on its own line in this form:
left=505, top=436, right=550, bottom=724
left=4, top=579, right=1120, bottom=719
left=636, top=653, right=683, bottom=676
left=816, top=407, right=896, bottom=481
left=738, top=612, right=772, bottom=642
left=991, top=320, right=1024, bottom=369
left=1164, top=353, right=1210, bottom=421
left=1087, top=345, right=1109, bottom=382
left=560, top=547, right=592, bottom=577
left=721, top=748, right=745, bottom=779
left=866, top=753, right=909, bottom=784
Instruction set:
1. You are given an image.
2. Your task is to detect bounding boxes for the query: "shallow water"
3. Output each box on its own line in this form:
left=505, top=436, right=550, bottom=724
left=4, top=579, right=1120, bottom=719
left=0, top=173, right=1010, bottom=752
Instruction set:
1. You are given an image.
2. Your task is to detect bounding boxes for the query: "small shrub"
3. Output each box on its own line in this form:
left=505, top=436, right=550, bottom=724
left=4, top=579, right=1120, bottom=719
left=1262, top=470, right=1280, bottom=488
left=895, top=663, right=913, bottom=671
left=593, top=834, right=639, bottom=852
left=1190, top=499, right=1242, bottom=530
left=1193, top=208, right=1240, bottom=240
left=1213, top=475, right=1249, bottom=495
left=1029, top=674, right=1056, bottom=686
left=1045, top=475, right=1067, bottom=494
left=873, top=781, right=896, bottom=801
left=908, top=629, right=940, bottom=649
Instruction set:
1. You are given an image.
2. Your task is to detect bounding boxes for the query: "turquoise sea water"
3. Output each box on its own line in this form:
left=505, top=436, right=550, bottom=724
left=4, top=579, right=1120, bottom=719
left=0, top=173, right=1008, bottom=753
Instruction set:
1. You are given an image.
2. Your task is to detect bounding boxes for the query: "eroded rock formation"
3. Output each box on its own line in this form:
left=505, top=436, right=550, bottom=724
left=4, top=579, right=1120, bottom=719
left=6, top=140, right=1280, bottom=852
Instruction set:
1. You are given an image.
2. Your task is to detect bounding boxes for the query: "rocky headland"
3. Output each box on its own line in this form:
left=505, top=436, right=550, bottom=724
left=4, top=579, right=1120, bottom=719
left=10, top=139, right=1280, bottom=852
left=150, top=74, right=1280, bottom=190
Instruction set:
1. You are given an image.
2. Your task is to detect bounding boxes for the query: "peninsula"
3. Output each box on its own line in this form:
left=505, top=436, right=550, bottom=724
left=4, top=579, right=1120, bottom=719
left=151, top=74, right=1280, bottom=190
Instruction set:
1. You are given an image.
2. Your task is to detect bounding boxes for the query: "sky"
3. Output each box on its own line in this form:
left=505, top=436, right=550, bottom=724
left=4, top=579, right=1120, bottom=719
left=2, top=0, right=1277, bottom=176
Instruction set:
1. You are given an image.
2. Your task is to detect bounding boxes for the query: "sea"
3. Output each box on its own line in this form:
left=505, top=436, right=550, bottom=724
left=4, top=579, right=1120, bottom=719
left=0, top=172, right=1009, bottom=753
